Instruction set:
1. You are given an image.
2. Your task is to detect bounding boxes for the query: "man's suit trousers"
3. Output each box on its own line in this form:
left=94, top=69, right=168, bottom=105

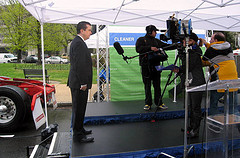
left=70, top=88, right=88, bottom=134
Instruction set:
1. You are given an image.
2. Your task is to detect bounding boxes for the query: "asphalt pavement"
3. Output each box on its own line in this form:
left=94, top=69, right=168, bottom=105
left=0, top=82, right=110, bottom=158
left=0, top=107, right=72, bottom=158
left=0, top=82, right=95, bottom=158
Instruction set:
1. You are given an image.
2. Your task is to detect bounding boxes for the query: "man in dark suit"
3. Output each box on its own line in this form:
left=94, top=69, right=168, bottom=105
left=67, top=21, right=94, bottom=143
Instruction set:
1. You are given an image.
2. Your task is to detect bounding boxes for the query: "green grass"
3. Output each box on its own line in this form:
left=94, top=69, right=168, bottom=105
left=0, top=63, right=97, bottom=84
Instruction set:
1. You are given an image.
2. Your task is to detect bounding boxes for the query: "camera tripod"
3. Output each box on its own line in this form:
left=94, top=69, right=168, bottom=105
left=151, top=52, right=182, bottom=121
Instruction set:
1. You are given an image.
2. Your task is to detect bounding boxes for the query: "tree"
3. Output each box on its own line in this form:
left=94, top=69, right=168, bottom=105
left=0, top=0, right=34, bottom=62
left=224, top=31, right=239, bottom=50
left=0, top=0, right=76, bottom=63
left=23, top=18, right=75, bottom=63
left=211, top=31, right=240, bottom=50
left=58, top=24, right=76, bottom=54
left=43, top=23, right=75, bottom=54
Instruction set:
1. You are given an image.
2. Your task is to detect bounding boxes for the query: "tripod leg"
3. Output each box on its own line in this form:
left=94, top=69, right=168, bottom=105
left=158, top=70, right=175, bottom=106
left=152, top=55, right=179, bottom=120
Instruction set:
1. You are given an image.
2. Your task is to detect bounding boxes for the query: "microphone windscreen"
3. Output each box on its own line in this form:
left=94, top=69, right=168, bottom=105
left=113, top=42, right=124, bottom=55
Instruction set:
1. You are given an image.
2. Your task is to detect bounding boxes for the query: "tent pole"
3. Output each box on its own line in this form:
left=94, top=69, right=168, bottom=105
left=173, top=12, right=179, bottom=103
left=96, top=24, right=100, bottom=103
left=183, top=37, right=190, bottom=158
left=41, top=22, right=49, bottom=128
left=106, top=25, right=110, bottom=102
left=173, top=49, right=178, bottom=103
left=205, top=30, right=210, bottom=79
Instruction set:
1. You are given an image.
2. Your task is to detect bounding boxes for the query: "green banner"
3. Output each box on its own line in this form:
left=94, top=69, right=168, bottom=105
left=110, top=47, right=180, bottom=102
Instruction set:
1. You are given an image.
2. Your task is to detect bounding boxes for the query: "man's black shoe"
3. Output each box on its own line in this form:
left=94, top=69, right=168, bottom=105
left=73, top=135, right=94, bottom=143
left=83, top=129, right=92, bottom=135
left=80, top=136, right=94, bottom=143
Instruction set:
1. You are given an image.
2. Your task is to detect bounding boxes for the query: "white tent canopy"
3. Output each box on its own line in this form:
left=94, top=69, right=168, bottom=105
left=18, top=0, right=240, bottom=31
left=17, top=1, right=240, bottom=156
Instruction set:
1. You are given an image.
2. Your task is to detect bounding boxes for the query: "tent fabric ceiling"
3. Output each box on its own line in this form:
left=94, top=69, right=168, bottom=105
left=18, top=0, right=240, bottom=31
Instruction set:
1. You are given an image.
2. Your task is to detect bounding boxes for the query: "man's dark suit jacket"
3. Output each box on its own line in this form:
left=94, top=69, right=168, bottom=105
left=67, top=35, right=93, bottom=134
left=67, top=36, right=92, bottom=89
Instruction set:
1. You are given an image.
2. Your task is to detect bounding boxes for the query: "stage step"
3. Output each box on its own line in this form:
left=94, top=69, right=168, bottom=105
left=48, top=132, right=70, bottom=157
left=30, top=132, right=70, bottom=158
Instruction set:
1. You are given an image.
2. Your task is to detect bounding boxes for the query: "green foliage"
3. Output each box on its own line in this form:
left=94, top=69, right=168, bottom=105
left=224, top=31, right=238, bottom=50
left=43, top=23, right=75, bottom=52
left=0, top=0, right=32, bottom=54
left=211, top=31, right=239, bottom=50
left=0, top=0, right=76, bottom=62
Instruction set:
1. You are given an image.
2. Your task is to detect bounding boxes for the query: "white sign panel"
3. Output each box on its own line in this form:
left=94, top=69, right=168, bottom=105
left=32, top=98, right=46, bottom=130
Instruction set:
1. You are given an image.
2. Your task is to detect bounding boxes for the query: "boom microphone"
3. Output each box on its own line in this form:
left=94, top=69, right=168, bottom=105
left=113, top=42, right=124, bottom=55
left=114, top=42, right=128, bottom=63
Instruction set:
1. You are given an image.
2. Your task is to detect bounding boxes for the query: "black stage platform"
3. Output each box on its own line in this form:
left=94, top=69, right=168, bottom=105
left=3, top=97, right=240, bottom=158
left=37, top=97, right=240, bottom=158
left=47, top=97, right=210, bottom=158
left=71, top=118, right=200, bottom=157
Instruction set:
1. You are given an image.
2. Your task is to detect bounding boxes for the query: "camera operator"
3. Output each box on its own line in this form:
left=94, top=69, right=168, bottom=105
left=200, top=32, right=238, bottom=116
left=135, top=25, right=174, bottom=111
left=173, top=33, right=205, bottom=138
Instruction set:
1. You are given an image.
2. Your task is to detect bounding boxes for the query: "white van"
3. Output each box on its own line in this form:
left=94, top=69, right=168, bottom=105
left=0, top=53, right=17, bottom=63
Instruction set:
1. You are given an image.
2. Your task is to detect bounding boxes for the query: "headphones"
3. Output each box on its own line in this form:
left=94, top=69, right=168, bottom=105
left=146, top=25, right=153, bottom=34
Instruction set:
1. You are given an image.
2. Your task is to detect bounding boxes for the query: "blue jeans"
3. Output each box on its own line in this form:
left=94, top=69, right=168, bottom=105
left=210, top=90, right=238, bottom=115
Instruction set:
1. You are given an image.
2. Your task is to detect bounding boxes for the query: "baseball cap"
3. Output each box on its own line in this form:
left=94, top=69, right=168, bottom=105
left=146, top=25, right=159, bottom=33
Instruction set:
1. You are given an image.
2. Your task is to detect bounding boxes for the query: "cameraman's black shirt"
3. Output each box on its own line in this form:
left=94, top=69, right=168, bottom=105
left=135, top=34, right=170, bottom=66
left=180, top=45, right=206, bottom=87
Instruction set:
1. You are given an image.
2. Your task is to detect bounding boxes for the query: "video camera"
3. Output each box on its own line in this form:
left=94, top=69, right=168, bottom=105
left=161, top=14, right=192, bottom=44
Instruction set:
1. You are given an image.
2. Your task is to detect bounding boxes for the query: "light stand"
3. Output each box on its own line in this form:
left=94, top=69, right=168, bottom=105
left=183, top=36, right=190, bottom=158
